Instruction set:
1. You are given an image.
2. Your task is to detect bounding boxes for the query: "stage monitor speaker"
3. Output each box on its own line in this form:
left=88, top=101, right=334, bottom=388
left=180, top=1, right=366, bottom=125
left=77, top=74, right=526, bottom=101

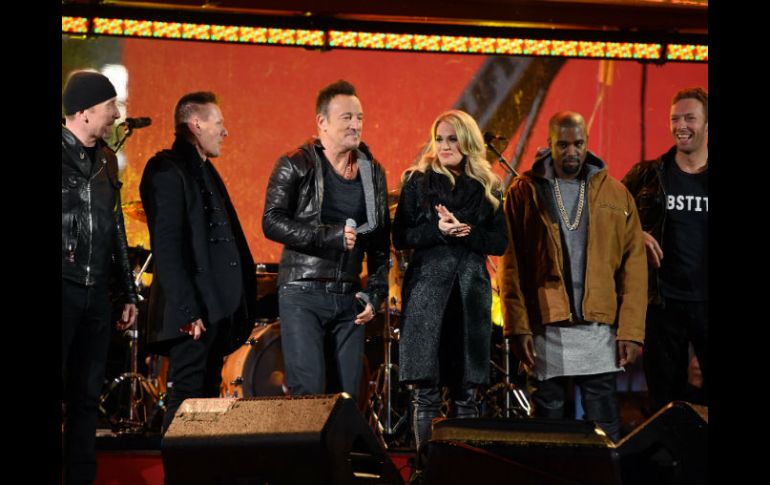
left=617, top=401, right=708, bottom=485
left=162, top=393, right=403, bottom=485
left=425, top=417, right=621, bottom=485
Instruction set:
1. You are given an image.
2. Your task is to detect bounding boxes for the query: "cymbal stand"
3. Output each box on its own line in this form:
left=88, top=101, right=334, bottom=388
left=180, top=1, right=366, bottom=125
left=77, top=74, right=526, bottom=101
left=368, top=306, right=409, bottom=448
left=99, top=252, right=159, bottom=434
left=385, top=307, right=406, bottom=433
left=484, top=260, right=531, bottom=419
left=368, top=251, right=409, bottom=448
left=502, top=337, right=511, bottom=416
left=486, top=338, right=532, bottom=418
left=134, top=253, right=152, bottom=289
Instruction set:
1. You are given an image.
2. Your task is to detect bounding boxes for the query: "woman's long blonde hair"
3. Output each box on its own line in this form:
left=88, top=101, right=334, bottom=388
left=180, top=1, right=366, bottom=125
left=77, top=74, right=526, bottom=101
left=403, top=110, right=501, bottom=209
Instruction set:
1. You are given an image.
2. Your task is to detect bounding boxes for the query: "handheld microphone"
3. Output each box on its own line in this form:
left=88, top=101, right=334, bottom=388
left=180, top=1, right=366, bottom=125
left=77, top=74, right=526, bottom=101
left=483, top=131, right=507, bottom=144
left=344, top=218, right=358, bottom=250
left=339, top=218, right=357, bottom=276
left=124, top=117, right=152, bottom=129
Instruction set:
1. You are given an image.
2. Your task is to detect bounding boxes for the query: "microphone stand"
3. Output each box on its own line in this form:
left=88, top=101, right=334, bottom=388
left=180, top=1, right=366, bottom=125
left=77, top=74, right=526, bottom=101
left=482, top=143, right=534, bottom=418
left=112, top=122, right=134, bottom=153
left=486, top=139, right=518, bottom=178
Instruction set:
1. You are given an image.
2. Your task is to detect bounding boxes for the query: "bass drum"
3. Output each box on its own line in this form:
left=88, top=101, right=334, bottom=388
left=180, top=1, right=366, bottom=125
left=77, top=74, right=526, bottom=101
left=220, top=321, right=287, bottom=398
left=221, top=320, right=372, bottom=412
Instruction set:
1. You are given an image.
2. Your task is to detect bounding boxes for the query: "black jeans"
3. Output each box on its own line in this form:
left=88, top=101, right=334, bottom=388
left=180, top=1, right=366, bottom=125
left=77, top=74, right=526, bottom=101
left=278, top=282, right=364, bottom=402
left=62, top=279, right=112, bottom=485
left=644, top=299, right=708, bottom=412
left=531, top=372, right=621, bottom=441
left=162, top=316, right=232, bottom=433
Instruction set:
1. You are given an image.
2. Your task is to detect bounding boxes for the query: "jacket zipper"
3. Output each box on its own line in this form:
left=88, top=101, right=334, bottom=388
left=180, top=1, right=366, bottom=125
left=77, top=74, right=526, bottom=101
left=311, top=146, right=344, bottom=283
left=536, top=182, right=575, bottom=322
left=581, top=174, right=606, bottom=321
left=84, top=162, right=105, bottom=286
left=85, top=179, right=93, bottom=285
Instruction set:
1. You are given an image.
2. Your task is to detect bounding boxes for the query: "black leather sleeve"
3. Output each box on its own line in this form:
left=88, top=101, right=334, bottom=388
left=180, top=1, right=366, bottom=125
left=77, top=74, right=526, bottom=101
left=620, top=162, right=643, bottom=196
left=262, top=154, right=345, bottom=251
left=361, top=164, right=390, bottom=311
left=106, top=151, right=139, bottom=305
left=113, top=184, right=139, bottom=304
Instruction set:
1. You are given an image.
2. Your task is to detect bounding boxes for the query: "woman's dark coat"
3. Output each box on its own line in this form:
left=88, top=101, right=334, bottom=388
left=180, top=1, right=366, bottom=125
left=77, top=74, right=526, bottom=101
left=392, top=170, right=507, bottom=385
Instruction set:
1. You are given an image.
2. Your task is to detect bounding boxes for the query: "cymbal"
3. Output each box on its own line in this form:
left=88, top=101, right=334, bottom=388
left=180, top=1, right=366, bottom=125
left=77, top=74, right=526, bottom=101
left=122, top=200, right=146, bottom=223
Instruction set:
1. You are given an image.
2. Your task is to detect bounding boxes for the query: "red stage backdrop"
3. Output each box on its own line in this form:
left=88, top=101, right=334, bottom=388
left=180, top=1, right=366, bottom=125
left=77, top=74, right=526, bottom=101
left=63, top=37, right=707, bottom=264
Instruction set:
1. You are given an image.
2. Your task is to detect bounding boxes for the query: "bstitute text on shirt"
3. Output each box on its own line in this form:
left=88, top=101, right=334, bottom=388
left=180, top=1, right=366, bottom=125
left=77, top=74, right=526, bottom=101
left=667, top=195, right=708, bottom=212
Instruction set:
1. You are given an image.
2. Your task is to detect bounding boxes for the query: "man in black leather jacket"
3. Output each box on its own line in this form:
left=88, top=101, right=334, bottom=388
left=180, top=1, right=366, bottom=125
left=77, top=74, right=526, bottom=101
left=262, top=80, right=389, bottom=402
left=622, top=87, right=708, bottom=413
left=61, top=70, right=138, bottom=485
left=140, top=92, right=256, bottom=433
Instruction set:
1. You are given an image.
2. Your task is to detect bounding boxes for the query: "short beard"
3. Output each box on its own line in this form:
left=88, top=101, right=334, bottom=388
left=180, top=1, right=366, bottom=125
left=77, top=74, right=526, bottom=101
left=562, top=159, right=582, bottom=175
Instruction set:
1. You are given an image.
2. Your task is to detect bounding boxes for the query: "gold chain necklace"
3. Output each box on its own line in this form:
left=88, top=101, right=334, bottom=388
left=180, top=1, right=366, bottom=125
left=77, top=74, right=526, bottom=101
left=553, top=178, right=585, bottom=231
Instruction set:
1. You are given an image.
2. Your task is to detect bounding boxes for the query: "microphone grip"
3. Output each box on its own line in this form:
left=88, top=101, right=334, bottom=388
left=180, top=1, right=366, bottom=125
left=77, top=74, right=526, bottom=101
left=339, top=218, right=357, bottom=276
left=343, top=218, right=357, bottom=252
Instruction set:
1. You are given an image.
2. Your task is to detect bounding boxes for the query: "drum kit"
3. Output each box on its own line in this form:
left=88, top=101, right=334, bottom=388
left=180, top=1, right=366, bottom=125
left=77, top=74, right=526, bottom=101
left=100, top=196, right=531, bottom=442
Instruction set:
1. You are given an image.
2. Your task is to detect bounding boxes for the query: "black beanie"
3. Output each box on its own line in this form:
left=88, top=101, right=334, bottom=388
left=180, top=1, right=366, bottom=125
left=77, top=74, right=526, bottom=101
left=62, top=71, right=117, bottom=115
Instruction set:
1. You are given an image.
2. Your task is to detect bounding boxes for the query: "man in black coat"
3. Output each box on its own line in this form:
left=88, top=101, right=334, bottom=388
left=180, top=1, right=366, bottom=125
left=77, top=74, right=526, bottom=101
left=262, top=80, right=390, bottom=402
left=62, top=70, right=139, bottom=485
left=140, top=91, right=256, bottom=432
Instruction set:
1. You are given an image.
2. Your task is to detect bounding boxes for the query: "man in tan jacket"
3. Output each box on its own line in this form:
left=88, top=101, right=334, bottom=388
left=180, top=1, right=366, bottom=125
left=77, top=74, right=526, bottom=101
left=499, top=111, right=646, bottom=441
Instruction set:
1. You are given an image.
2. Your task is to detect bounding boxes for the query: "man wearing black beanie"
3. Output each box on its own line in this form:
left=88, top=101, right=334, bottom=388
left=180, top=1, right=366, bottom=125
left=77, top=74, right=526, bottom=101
left=62, top=70, right=138, bottom=485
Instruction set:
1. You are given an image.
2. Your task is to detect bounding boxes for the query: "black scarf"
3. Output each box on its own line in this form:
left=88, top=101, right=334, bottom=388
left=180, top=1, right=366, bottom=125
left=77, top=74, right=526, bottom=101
left=421, top=166, right=486, bottom=225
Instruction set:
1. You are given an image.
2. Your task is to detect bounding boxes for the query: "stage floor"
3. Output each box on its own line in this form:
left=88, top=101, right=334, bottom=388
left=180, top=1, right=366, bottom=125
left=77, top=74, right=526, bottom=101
left=94, top=446, right=415, bottom=485
left=91, top=391, right=651, bottom=485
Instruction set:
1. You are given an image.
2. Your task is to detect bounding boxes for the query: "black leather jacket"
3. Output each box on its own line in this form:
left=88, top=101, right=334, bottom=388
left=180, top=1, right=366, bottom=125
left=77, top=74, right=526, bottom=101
left=621, top=145, right=675, bottom=305
left=62, top=126, right=137, bottom=303
left=262, top=138, right=390, bottom=310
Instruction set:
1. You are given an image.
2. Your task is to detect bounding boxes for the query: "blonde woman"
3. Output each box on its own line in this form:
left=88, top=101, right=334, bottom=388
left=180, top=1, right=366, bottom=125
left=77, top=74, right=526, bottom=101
left=392, top=110, right=507, bottom=450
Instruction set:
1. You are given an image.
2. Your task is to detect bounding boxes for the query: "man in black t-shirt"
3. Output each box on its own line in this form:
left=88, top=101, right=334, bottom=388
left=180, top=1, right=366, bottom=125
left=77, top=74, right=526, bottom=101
left=622, top=87, right=708, bottom=413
